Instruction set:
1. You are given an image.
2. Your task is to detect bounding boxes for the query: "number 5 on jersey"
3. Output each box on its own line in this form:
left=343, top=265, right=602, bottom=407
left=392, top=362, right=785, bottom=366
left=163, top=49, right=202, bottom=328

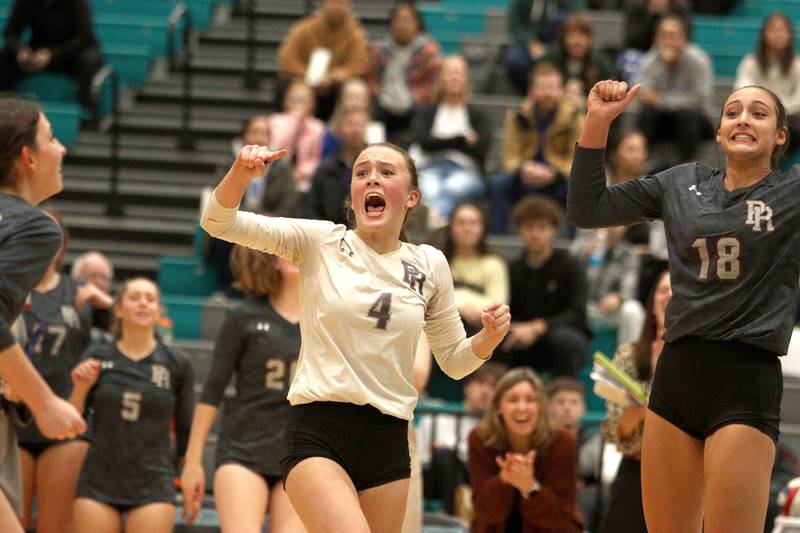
left=121, top=391, right=142, bottom=421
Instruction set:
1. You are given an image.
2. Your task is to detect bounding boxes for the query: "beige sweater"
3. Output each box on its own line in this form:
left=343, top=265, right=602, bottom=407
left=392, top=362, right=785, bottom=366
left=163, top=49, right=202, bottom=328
left=278, top=12, right=369, bottom=81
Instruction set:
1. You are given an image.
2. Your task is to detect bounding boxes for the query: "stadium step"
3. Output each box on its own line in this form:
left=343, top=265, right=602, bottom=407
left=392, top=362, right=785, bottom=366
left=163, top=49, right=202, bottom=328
left=78, top=129, right=232, bottom=153
left=115, top=112, right=247, bottom=138
left=63, top=164, right=217, bottom=188
left=66, top=139, right=224, bottom=171
left=61, top=210, right=195, bottom=243
left=136, top=79, right=276, bottom=110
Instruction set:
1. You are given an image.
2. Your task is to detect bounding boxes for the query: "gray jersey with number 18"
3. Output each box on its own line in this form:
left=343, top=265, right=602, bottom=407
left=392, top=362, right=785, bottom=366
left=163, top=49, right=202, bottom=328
left=568, top=146, right=800, bottom=355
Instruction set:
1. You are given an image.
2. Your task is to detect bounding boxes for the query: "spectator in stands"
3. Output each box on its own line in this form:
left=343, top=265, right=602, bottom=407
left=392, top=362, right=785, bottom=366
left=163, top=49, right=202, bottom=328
left=277, top=0, right=369, bottom=121
left=504, top=0, right=587, bottom=95
left=501, top=196, right=590, bottom=377
left=597, top=270, right=671, bottom=533
left=540, top=14, right=614, bottom=109
left=546, top=377, right=602, bottom=488
left=71, top=252, right=113, bottom=295
left=604, top=129, right=668, bottom=303
left=618, top=0, right=690, bottom=83
left=571, top=224, right=645, bottom=344
left=468, top=367, right=584, bottom=533
left=444, top=202, right=509, bottom=336
left=410, top=55, right=491, bottom=228
left=424, top=202, right=509, bottom=402
left=72, top=252, right=115, bottom=340
left=305, top=107, right=369, bottom=226
left=216, top=116, right=296, bottom=215
left=322, top=78, right=383, bottom=159
left=267, top=82, right=326, bottom=193
left=488, top=63, right=584, bottom=235
left=637, top=12, right=714, bottom=164
left=208, top=115, right=299, bottom=297
left=368, top=1, right=441, bottom=146
left=0, top=0, right=103, bottom=115
left=418, top=361, right=506, bottom=516
left=735, top=12, right=800, bottom=155
left=546, top=377, right=602, bottom=529
left=70, top=278, right=194, bottom=533
left=180, top=245, right=305, bottom=533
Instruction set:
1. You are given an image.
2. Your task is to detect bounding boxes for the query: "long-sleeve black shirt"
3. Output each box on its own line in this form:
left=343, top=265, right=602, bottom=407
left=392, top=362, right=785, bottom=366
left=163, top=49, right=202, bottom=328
left=200, top=298, right=300, bottom=476
left=3, top=0, right=99, bottom=62
left=568, top=145, right=800, bottom=354
left=508, top=248, right=589, bottom=334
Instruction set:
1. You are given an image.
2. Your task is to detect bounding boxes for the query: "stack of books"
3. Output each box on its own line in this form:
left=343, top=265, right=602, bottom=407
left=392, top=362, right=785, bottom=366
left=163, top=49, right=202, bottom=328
left=591, top=352, right=647, bottom=407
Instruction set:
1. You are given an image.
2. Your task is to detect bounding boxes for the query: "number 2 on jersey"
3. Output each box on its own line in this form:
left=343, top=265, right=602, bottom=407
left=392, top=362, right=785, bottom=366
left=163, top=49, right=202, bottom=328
left=265, top=358, right=297, bottom=391
left=691, top=237, right=741, bottom=281
left=368, top=292, right=392, bottom=330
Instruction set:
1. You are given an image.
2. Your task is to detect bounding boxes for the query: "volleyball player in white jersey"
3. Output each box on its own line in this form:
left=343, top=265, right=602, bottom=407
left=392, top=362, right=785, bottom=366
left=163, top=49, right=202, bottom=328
left=201, top=142, right=511, bottom=533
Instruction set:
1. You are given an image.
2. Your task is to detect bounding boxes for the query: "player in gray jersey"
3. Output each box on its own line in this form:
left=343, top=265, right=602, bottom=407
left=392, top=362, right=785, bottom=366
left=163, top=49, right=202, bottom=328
left=568, top=80, right=793, bottom=533
left=15, top=209, right=111, bottom=533
left=181, top=245, right=305, bottom=533
left=202, top=142, right=511, bottom=533
left=0, top=97, right=85, bottom=532
left=69, top=278, right=195, bottom=533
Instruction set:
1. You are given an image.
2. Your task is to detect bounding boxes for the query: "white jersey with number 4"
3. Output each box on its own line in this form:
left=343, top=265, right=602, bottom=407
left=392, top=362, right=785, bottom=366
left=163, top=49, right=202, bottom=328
left=202, top=193, right=485, bottom=420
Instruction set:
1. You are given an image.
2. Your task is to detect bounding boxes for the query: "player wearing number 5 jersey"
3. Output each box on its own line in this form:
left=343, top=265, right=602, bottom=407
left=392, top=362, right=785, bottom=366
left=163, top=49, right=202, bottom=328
left=69, top=278, right=195, bottom=533
left=180, top=245, right=305, bottom=533
left=568, top=81, right=794, bottom=533
left=201, top=142, right=511, bottom=533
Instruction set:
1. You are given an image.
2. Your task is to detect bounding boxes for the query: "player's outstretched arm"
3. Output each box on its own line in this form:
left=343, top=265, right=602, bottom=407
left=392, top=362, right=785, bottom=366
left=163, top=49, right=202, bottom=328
left=579, top=80, right=640, bottom=149
left=180, top=403, right=219, bottom=524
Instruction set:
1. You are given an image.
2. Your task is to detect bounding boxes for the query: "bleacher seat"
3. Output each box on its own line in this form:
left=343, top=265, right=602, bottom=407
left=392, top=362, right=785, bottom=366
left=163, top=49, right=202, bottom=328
left=162, top=294, right=205, bottom=339
left=39, top=101, right=82, bottom=148
left=158, top=256, right=218, bottom=297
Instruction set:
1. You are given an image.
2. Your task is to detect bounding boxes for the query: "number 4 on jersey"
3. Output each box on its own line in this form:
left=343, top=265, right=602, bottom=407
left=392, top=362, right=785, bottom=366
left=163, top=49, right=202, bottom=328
left=368, top=292, right=392, bottom=330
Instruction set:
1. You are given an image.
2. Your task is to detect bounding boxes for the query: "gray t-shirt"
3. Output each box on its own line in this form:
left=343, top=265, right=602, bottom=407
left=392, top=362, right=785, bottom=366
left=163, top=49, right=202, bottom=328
left=378, top=42, right=415, bottom=115
left=568, top=146, right=800, bottom=354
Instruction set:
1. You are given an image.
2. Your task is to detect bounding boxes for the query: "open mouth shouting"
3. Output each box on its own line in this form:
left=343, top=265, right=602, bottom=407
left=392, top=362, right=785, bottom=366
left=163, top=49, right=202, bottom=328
left=365, top=192, right=386, bottom=217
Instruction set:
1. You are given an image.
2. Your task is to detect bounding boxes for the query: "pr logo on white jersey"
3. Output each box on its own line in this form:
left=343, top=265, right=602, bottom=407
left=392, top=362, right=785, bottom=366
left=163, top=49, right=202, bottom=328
left=745, top=200, right=774, bottom=232
left=688, top=185, right=702, bottom=196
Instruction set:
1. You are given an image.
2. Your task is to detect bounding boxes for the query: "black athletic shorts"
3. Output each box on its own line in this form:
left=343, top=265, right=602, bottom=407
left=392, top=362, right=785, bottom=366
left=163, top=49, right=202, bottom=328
left=648, top=336, right=782, bottom=443
left=280, top=402, right=411, bottom=491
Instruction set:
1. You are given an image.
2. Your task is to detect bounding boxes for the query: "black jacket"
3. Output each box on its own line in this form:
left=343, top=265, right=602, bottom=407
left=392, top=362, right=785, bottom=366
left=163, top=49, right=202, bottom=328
left=3, top=0, right=99, bottom=61
left=410, top=103, right=493, bottom=172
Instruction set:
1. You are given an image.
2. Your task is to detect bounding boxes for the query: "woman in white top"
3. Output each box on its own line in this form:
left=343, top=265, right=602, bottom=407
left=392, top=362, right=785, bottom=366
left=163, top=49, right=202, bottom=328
left=410, top=55, right=492, bottom=227
left=735, top=12, right=800, bottom=153
left=201, top=142, right=511, bottom=533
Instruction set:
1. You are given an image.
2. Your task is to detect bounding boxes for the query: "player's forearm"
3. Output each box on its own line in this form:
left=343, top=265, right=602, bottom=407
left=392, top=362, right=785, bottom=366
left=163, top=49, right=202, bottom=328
left=213, top=167, right=250, bottom=209
left=184, top=403, right=218, bottom=465
left=470, top=330, right=500, bottom=360
left=68, top=386, right=90, bottom=413
left=0, top=343, right=57, bottom=413
left=577, top=114, right=612, bottom=149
